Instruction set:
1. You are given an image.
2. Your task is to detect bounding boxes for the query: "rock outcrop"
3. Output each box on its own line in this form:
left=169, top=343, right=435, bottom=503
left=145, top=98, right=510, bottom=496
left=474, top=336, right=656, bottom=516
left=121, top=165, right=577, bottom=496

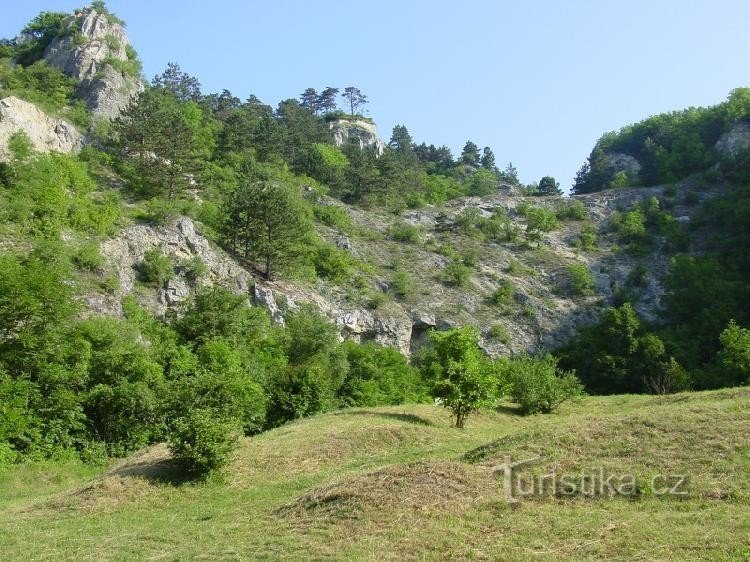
left=0, top=96, right=83, bottom=160
left=715, top=121, right=750, bottom=157
left=329, top=119, right=386, bottom=156
left=43, top=9, right=143, bottom=120
left=605, top=152, right=641, bottom=180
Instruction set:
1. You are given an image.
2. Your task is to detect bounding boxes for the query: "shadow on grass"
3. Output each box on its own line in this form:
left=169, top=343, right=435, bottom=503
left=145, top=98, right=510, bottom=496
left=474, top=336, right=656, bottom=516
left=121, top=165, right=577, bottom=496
left=495, top=404, right=525, bottom=416
left=335, top=410, right=435, bottom=427
left=109, top=455, right=196, bottom=486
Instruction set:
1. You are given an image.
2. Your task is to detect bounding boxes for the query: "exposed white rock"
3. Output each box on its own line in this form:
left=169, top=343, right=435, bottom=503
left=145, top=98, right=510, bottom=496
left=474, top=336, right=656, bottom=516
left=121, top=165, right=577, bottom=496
left=605, top=152, right=641, bottom=179
left=0, top=96, right=83, bottom=161
left=329, top=119, right=385, bottom=156
left=715, top=121, right=750, bottom=157
left=44, top=9, right=144, bottom=120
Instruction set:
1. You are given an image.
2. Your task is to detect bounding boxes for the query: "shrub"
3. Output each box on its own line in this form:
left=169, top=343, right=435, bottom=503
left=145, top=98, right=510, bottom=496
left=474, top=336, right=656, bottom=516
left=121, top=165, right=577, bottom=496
left=568, top=263, right=595, bottom=296
left=389, top=222, right=422, bottom=243
left=444, top=261, right=471, bottom=287
left=426, top=327, right=499, bottom=428
left=181, top=256, right=208, bottom=283
left=313, top=244, right=356, bottom=283
left=572, top=224, right=598, bottom=251
left=556, top=200, right=587, bottom=221
left=138, top=249, right=174, bottom=286
left=313, top=204, right=351, bottom=230
left=488, top=324, right=511, bottom=344
left=391, top=270, right=415, bottom=299
left=168, top=409, right=240, bottom=479
left=491, top=280, right=515, bottom=306
left=502, top=354, right=584, bottom=414
left=73, top=242, right=104, bottom=272
left=717, top=320, right=750, bottom=386
left=339, top=341, right=425, bottom=406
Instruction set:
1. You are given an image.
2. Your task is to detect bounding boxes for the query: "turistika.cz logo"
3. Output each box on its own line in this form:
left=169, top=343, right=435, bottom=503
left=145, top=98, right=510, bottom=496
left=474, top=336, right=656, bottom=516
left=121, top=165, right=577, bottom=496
left=491, top=456, right=689, bottom=503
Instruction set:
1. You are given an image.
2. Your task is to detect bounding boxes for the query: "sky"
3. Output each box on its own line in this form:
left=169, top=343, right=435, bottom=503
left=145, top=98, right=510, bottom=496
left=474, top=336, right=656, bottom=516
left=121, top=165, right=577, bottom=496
left=2, top=0, right=749, bottom=189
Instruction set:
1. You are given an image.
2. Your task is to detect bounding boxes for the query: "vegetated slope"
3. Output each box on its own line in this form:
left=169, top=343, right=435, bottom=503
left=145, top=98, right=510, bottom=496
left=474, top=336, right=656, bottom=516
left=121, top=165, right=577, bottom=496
left=1, top=387, right=748, bottom=561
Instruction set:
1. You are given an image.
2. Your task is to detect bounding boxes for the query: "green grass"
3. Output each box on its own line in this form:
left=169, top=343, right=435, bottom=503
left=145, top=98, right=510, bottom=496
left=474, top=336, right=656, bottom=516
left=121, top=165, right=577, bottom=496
left=1, top=387, right=749, bottom=560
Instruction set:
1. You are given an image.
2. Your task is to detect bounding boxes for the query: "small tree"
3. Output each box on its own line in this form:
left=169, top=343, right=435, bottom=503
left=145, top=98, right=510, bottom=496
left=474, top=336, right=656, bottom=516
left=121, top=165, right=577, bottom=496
left=223, top=181, right=312, bottom=279
left=428, top=327, right=497, bottom=428
left=538, top=176, right=563, bottom=196
left=168, top=409, right=240, bottom=479
left=461, top=141, right=480, bottom=166
left=342, top=86, right=368, bottom=117
left=317, top=87, right=339, bottom=114
left=480, top=147, right=497, bottom=171
left=504, top=354, right=584, bottom=414
left=152, top=62, right=202, bottom=102
left=299, top=87, right=320, bottom=114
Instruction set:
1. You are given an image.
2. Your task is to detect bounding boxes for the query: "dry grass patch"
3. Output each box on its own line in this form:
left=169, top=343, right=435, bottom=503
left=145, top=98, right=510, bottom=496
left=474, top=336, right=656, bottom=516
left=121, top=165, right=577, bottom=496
left=278, top=460, right=495, bottom=521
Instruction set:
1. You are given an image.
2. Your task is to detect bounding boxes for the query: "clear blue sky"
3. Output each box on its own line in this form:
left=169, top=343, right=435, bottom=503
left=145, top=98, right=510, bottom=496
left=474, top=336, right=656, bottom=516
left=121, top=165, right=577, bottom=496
left=3, top=1, right=749, bottom=188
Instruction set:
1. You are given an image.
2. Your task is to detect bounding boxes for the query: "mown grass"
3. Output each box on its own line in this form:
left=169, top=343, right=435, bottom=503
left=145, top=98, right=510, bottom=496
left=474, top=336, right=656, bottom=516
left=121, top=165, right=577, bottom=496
left=1, top=388, right=749, bottom=561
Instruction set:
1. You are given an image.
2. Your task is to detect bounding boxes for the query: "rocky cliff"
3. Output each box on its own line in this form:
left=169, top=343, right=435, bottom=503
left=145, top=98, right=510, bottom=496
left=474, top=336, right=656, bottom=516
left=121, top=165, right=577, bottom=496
left=94, top=176, right=720, bottom=357
left=0, top=96, right=83, bottom=160
left=329, top=119, right=386, bottom=156
left=43, top=8, right=143, bottom=121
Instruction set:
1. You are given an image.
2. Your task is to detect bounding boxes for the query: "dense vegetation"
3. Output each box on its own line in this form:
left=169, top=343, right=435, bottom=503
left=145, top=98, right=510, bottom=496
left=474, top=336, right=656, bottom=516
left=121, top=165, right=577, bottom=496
left=573, top=88, right=750, bottom=193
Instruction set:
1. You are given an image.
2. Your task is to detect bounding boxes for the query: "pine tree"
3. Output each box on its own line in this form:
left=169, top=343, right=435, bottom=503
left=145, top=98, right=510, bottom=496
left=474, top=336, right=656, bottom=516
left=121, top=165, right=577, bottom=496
left=460, top=141, right=480, bottom=166
left=538, top=176, right=562, bottom=196
left=342, top=87, right=368, bottom=117
left=299, top=88, right=319, bottom=114
left=480, top=147, right=497, bottom=172
left=317, top=87, right=339, bottom=114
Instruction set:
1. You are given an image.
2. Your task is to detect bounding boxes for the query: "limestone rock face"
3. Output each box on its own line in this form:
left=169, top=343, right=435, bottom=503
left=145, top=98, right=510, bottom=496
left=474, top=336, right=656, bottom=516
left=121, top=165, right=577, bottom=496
left=0, top=96, right=83, bottom=160
left=43, top=9, right=143, bottom=120
left=329, top=119, right=385, bottom=156
left=715, top=121, right=750, bottom=157
left=98, top=217, right=251, bottom=318
left=605, top=152, right=641, bottom=179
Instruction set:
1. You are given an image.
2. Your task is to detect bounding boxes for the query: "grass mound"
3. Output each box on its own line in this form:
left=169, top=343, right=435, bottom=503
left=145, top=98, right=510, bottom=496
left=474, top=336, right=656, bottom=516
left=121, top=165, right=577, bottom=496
left=279, top=460, right=494, bottom=520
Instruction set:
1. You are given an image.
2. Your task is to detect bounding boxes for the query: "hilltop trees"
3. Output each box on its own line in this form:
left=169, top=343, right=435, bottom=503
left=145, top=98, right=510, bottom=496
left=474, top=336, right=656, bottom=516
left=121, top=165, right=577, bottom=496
left=461, top=141, right=480, bottom=166
left=342, top=86, right=368, bottom=116
left=537, top=175, right=562, bottom=196
left=152, top=62, right=202, bottom=102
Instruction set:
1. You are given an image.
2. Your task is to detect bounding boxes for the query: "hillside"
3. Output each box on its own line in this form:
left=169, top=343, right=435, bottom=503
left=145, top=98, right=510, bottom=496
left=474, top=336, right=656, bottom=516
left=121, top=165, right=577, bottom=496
left=1, top=387, right=748, bottom=560
left=0, top=4, right=749, bottom=558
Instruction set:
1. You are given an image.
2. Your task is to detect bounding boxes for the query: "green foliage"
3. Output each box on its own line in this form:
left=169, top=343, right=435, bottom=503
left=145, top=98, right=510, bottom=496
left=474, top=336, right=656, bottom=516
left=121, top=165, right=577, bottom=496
left=491, top=280, right=515, bottom=305
left=574, top=88, right=750, bottom=193
left=168, top=409, right=239, bottom=478
left=467, top=168, right=497, bottom=196
left=389, top=222, right=422, bottom=243
left=571, top=223, right=598, bottom=251
left=488, top=324, right=511, bottom=344
left=426, top=327, right=498, bottom=428
left=222, top=181, right=313, bottom=279
left=443, top=261, right=471, bottom=287
left=313, top=244, right=357, bottom=284
left=13, top=11, right=67, bottom=66
left=556, top=200, right=587, bottom=221
left=567, top=263, right=595, bottom=296
left=391, top=270, right=415, bottom=300
left=313, top=204, right=351, bottom=230
left=339, top=341, right=425, bottom=406
left=519, top=203, right=558, bottom=244
left=138, top=249, right=174, bottom=287
left=537, top=176, right=562, bottom=196
left=501, top=354, right=584, bottom=414
left=717, top=320, right=750, bottom=386
left=0, top=59, right=90, bottom=129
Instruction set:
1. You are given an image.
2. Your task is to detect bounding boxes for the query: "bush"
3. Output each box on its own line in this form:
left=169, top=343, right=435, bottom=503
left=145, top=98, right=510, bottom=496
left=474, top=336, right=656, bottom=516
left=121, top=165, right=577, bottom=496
left=572, top=224, right=598, bottom=251
left=313, top=244, right=357, bottom=284
left=389, top=222, right=422, bottom=243
left=491, top=280, right=515, bottom=306
left=568, top=263, right=595, bottom=296
left=168, top=409, right=240, bottom=479
left=444, top=261, right=471, bottom=287
left=313, top=204, right=351, bottom=230
left=488, top=324, right=511, bottom=344
left=391, top=270, right=415, bottom=299
left=180, top=256, right=208, bottom=283
left=426, top=327, right=499, bottom=428
left=502, top=354, right=584, bottom=414
left=73, top=242, right=104, bottom=271
left=138, top=249, right=174, bottom=286
left=556, top=200, right=587, bottom=221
